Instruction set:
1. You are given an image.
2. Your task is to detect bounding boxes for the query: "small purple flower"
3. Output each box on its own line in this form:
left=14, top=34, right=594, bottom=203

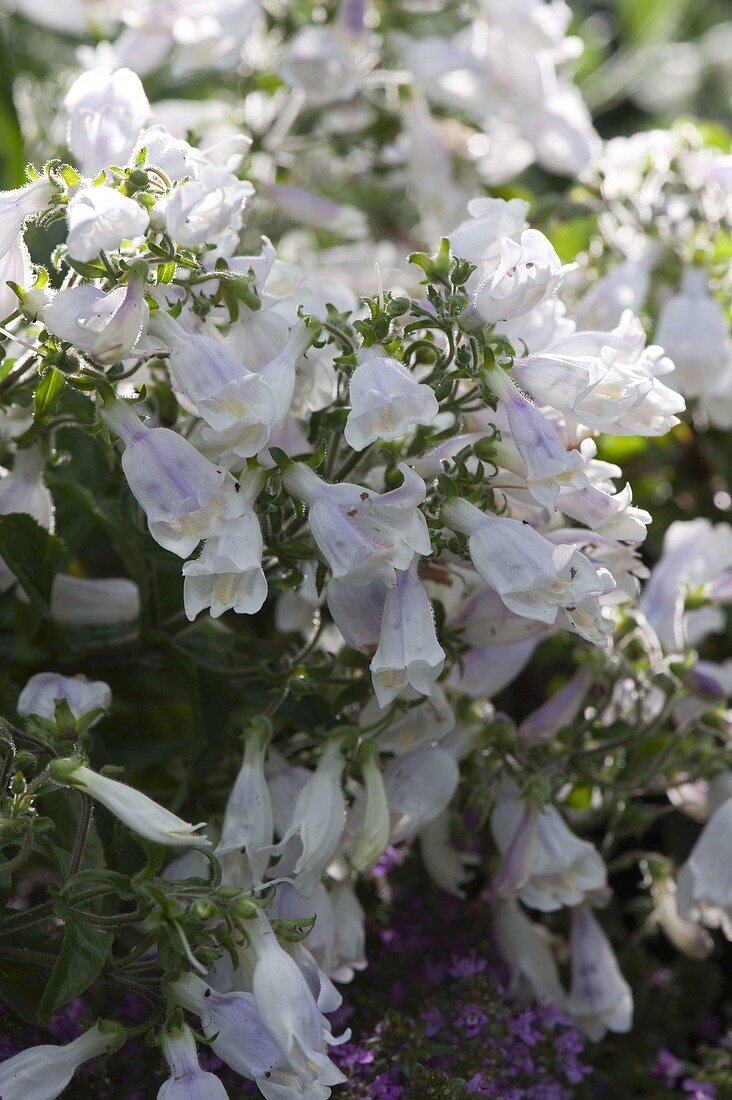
left=422, top=1006, right=444, bottom=1037
left=455, top=1004, right=490, bottom=1038
left=449, top=951, right=487, bottom=979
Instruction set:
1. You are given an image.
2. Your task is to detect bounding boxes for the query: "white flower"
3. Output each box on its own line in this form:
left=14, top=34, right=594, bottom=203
left=101, top=400, right=244, bottom=558
left=449, top=196, right=529, bottom=277
left=52, top=760, right=211, bottom=848
left=639, top=518, right=732, bottom=651
left=0, top=177, right=55, bottom=261
left=283, top=462, right=430, bottom=588
left=575, top=245, right=658, bottom=331
left=47, top=575, right=140, bottom=626
left=66, top=185, right=149, bottom=262
left=158, top=1024, right=229, bottom=1100
left=652, top=874, right=713, bottom=960
left=279, top=25, right=365, bottom=106
left=513, top=311, right=685, bottom=436
left=473, top=229, right=572, bottom=324
left=18, top=672, right=111, bottom=722
left=567, top=904, right=633, bottom=1040
left=493, top=899, right=567, bottom=1006
left=246, top=912, right=346, bottom=1088
left=0, top=1022, right=122, bottom=1100
left=325, top=577, right=385, bottom=656
left=279, top=740, right=346, bottom=898
left=0, top=446, right=54, bottom=547
left=349, top=744, right=390, bottom=873
left=677, top=795, right=732, bottom=938
left=442, top=497, right=614, bottom=635
left=655, top=267, right=730, bottom=398
left=383, top=745, right=459, bottom=843
left=419, top=810, right=479, bottom=898
left=491, top=788, right=607, bottom=911
left=488, top=364, right=586, bottom=508
left=171, top=973, right=285, bottom=1080
left=344, top=349, right=439, bottom=451
left=0, top=232, right=32, bottom=320
left=370, top=556, right=445, bottom=707
left=64, top=67, right=149, bottom=175
left=182, top=518, right=267, bottom=619
left=216, top=721, right=273, bottom=886
left=165, top=166, right=253, bottom=251
left=330, top=880, right=367, bottom=979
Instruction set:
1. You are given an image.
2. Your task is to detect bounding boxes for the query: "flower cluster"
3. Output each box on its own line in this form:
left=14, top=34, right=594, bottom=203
left=0, top=2, right=731, bottom=1099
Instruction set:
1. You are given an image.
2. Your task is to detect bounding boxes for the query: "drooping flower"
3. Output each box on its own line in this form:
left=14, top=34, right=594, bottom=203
left=278, top=739, right=347, bottom=897
left=344, top=348, right=439, bottom=451
left=46, top=575, right=140, bottom=626
left=0, top=177, right=55, bottom=261
left=171, top=973, right=285, bottom=1080
left=567, top=904, right=633, bottom=1040
left=66, top=184, right=149, bottom=262
left=216, top=720, right=273, bottom=886
left=282, top=462, right=430, bottom=588
left=64, top=66, right=149, bottom=175
left=369, top=556, right=445, bottom=707
left=383, top=745, right=459, bottom=842
left=0, top=1021, right=123, bottom=1100
left=655, top=267, right=730, bottom=399
left=518, top=666, right=593, bottom=744
left=491, top=787, right=607, bottom=911
left=442, top=497, right=614, bottom=637
left=101, top=399, right=244, bottom=558
left=158, top=1024, right=229, bottom=1099
left=494, top=899, right=567, bottom=1007
left=165, top=166, right=253, bottom=251
left=676, top=794, right=732, bottom=938
left=349, top=742, right=390, bottom=874
left=473, top=228, right=572, bottom=324
left=51, top=759, right=211, bottom=848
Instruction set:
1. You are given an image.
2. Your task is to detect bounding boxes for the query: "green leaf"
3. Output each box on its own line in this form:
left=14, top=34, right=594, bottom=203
left=34, top=366, right=65, bottom=421
left=0, top=514, right=64, bottom=610
left=37, top=901, right=113, bottom=1023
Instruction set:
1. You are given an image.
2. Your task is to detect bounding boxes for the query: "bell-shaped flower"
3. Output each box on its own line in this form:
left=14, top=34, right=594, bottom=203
left=383, top=745, right=459, bottom=843
left=0, top=1021, right=123, bottom=1100
left=575, top=246, right=657, bottom=331
left=487, top=365, right=586, bottom=508
left=652, top=874, right=713, bottom=960
left=473, top=228, right=572, bottom=324
left=344, top=349, right=439, bottom=451
left=330, top=880, right=367, bottom=979
left=279, top=24, right=365, bottom=106
left=158, top=1024, right=229, bottom=1100
left=370, top=556, right=445, bottom=707
left=278, top=740, right=346, bottom=897
left=676, top=795, right=732, bottom=938
left=165, top=166, right=253, bottom=251
left=171, top=973, right=285, bottom=1080
left=512, top=311, right=685, bottom=436
left=64, top=66, right=149, bottom=175
left=89, top=268, right=148, bottom=364
left=567, top=904, right=633, bottom=1040
left=183, top=510, right=267, bottom=620
left=442, top=497, right=614, bottom=633
left=449, top=196, right=529, bottom=280
left=493, top=900, right=567, bottom=1007
left=0, top=446, right=53, bottom=531
left=518, top=666, right=593, bottom=744
left=659, top=265, right=731, bottom=398
left=150, top=312, right=275, bottom=444
left=361, top=684, right=455, bottom=755
left=246, top=912, right=346, bottom=1088
left=0, top=232, right=32, bottom=319
left=66, top=184, right=149, bottom=262
left=47, top=575, right=140, bottom=626
left=419, top=809, right=479, bottom=898
left=18, top=672, right=111, bottom=722
left=325, top=577, right=385, bottom=656
left=282, top=461, right=430, bottom=588
left=558, top=479, right=651, bottom=543
left=101, top=400, right=243, bottom=557
left=51, top=759, right=211, bottom=848
left=0, top=176, right=55, bottom=261
left=448, top=637, right=538, bottom=698
left=491, top=788, right=607, bottom=911
left=216, top=721, right=273, bottom=886
left=492, top=799, right=538, bottom=901
left=349, top=742, right=390, bottom=873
